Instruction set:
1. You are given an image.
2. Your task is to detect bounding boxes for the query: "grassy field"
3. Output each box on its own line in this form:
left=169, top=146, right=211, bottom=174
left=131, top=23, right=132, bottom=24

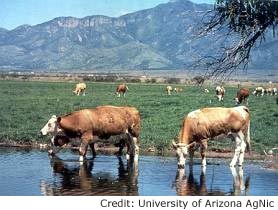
left=0, top=80, right=277, bottom=154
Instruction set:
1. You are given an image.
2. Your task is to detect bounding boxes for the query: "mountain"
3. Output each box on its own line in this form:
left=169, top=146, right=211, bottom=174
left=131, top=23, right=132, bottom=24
left=0, top=0, right=276, bottom=71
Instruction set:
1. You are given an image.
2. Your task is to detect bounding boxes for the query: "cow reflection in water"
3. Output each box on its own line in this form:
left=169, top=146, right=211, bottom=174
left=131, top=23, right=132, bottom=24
left=40, top=156, right=138, bottom=196
left=175, top=166, right=250, bottom=196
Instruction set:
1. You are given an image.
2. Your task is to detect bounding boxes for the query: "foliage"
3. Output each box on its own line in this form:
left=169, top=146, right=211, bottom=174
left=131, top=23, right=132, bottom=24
left=199, top=0, right=278, bottom=77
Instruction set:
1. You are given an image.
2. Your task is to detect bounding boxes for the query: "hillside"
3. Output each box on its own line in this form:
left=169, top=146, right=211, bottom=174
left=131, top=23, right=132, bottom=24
left=0, top=0, right=277, bottom=71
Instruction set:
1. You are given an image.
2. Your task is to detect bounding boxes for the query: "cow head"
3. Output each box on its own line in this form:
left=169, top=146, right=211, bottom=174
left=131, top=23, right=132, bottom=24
left=172, top=141, right=188, bottom=169
left=234, top=97, right=240, bottom=105
left=40, top=115, right=61, bottom=135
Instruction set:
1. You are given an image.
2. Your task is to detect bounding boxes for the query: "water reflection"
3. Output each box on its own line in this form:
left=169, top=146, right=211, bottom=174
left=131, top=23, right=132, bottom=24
left=175, top=166, right=250, bottom=196
left=229, top=166, right=250, bottom=196
left=40, top=156, right=138, bottom=196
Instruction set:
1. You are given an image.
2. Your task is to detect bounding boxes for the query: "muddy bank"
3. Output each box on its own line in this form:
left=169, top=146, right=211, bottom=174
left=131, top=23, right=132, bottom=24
left=1, top=141, right=277, bottom=170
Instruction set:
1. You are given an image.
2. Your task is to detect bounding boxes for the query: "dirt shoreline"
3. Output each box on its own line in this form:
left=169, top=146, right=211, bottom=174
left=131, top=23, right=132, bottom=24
left=1, top=142, right=277, bottom=170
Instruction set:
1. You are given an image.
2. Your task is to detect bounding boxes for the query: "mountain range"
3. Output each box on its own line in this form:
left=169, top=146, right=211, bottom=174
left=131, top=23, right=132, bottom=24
left=0, top=0, right=277, bottom=72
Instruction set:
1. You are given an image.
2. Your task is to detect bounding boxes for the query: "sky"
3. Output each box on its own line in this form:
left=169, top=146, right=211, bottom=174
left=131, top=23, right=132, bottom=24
left=0, top=0, right=214, bottom=30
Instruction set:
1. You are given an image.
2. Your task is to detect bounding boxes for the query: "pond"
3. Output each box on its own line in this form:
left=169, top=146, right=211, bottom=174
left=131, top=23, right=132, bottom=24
left=0, top=147, right=277, bottom=196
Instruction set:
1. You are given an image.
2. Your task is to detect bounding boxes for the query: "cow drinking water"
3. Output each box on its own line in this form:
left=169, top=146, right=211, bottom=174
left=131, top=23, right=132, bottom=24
left=40, top=106, right=140, bottom=162
left=172, top=106, right=251, bottom=169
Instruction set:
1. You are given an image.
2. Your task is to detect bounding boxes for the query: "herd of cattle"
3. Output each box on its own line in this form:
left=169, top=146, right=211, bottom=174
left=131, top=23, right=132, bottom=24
left=40, top=82, right=277, bottom=169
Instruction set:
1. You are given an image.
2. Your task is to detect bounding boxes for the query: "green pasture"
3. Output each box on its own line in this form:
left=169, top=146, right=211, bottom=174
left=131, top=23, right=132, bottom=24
left=0, top=80, right=277, bottom=153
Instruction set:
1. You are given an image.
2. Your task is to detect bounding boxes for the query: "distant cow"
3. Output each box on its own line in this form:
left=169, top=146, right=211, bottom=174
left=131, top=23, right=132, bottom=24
left=234, top=88, right=250, bottom=105
left=73, top=82, right=86, bottom=96
left=116, top=84, right=129, bottom=97
left=215, top=86, right=225, bottom=101
left=172, top=106, right=251, bottom=169
left=166, top=85, right=173, bottom=95
left=272, top=88, right=278, bottom=96
left=265, top=88, right=273, bottom=95
left=253, top=87, right=264, bottom=96
left=40, top=106, right=140, bottom=162
left=174, top=87, right=183, bottom=93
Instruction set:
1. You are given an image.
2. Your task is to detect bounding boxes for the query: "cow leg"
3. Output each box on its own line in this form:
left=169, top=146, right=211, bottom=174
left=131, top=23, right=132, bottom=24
left=230, top=131, right=244, bottom=167
left=238, top=140, right=246, bottom=166
left=200, top=140, right=208, bottom=167
left=79, top=132, right=92, bottom=162
left=114, top=139, right=125, bottom=156
left=79, top=141, right=88, bottom=162
left=188, top=147, right=195, bottom=166
left=133, top=137, right=139, bottom=163
left=125, top=134, right=136, bottom=162
left=89, top=143, right=96, bottom=158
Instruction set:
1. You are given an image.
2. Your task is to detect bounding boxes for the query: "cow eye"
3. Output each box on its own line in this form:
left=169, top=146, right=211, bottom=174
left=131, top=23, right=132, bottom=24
left=48, top=123, right=51, bottom=127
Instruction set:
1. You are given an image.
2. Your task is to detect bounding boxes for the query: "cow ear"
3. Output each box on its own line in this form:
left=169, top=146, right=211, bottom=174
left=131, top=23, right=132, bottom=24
left=57, top=117, right=62, bottom=123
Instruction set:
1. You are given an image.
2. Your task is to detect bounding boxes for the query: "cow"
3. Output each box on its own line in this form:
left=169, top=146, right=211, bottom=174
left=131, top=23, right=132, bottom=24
left=40, top=106, right=140, bottom=162
left=265, top=87, right=273, bottom=95
left=272, top=87, right=278, bottom=96
left=174, top=87, right=183, bottom=93
left=116, top=84, right=129, bottom=97
left=234, top=88, right=250, bottom=105
left=215, top=86, right=225, bottom=101
left=172, top=106, right=251, bottom=169
left=166, top=85, right=173, bottom=95
left=73, top=82, right=86, bottom=96
left=253, top=87, right=264, bottom=96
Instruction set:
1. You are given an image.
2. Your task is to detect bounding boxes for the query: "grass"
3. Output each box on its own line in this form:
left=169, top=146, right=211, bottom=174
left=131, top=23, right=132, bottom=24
left=0, top=80, right=277, bottom=154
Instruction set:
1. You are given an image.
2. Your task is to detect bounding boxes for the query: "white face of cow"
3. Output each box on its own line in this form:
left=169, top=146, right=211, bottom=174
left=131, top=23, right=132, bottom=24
left=40, top=115, right=59, bottom=135
left=175, top=146, right=188, bottom=169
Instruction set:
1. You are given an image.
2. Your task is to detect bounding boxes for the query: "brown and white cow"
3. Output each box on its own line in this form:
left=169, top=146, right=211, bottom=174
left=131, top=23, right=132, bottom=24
left=116, top=84, right=129, bottom=97
left=264, top=87, right=273, bottom=95
left=172, top=106, right=251, bottom=169
left=215, top=86, right=225, bottom=101
left=234, top=88, right=250, bottom=105
left=166, top=85, right=173, bottom=95
left=253, top=87, right=264, bottom=96
left=73, top=82, right=86, bottom=96
left=174, top=87, right=183, bottom=93
left=40, top=106, right=140, bottom=162
left=272, top=87, right=278, bottom=96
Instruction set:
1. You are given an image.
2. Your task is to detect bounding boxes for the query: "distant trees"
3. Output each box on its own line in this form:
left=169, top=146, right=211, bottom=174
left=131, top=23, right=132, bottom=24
left=198, top=0, right=278, bottom=77
left=191, top=76, right=208, bottom=86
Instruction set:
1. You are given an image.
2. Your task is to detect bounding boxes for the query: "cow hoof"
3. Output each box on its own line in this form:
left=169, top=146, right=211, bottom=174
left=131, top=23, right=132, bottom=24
left=178, top=164, right=185, bottom=169
left=79, top=156, right=86, bottom=162
left=126, top=154, right=130, bottom=160
left=48, top=150, right=55, bottom=156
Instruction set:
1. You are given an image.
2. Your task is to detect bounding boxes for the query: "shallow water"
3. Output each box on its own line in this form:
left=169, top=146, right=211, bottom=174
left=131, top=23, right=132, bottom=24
left=0, top=147, right=277, bottom=196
